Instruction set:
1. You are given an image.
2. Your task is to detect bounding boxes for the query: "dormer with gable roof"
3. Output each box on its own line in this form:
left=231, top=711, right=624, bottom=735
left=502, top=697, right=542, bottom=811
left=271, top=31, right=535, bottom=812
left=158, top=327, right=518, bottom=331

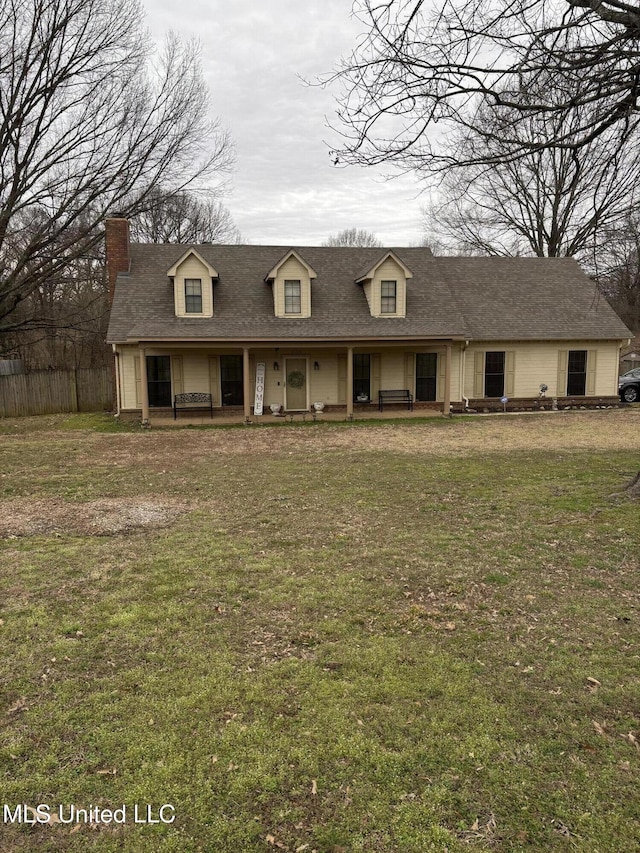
left=355, top=251, right=412, bottom=318
left=167, top=249, right=218, bottom=318
left=265, top=249, right=317, bottom=318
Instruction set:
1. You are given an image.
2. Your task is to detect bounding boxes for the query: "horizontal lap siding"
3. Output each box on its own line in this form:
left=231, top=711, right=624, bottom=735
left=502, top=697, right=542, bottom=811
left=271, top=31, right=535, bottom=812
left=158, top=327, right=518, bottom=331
left=174, top=257, right=214, bottom=317
left=119, top=347, right=140, bottom=410
left=183, top=356, right=211, bottom=394
left=464, top=341, right=622, bottom=398
left=380, top=352, right=406, bottom=389
left=371, top=258, right=407, bottom=317
left=115, top=348, right=465, bottom=411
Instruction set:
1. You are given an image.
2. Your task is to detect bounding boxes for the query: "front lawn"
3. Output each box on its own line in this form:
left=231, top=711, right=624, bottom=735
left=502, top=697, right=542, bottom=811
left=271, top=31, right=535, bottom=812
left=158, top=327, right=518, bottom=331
left=1, top=411, right=639, bottom=852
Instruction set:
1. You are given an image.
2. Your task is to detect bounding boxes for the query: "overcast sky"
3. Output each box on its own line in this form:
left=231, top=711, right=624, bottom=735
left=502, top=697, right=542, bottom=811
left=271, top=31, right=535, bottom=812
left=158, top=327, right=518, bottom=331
left=145, top=0, right=426, bottom=246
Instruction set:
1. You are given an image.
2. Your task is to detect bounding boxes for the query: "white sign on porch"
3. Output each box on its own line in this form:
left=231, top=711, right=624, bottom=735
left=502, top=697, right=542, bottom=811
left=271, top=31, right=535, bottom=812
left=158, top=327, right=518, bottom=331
left=254, top=362, right=266, bottom=416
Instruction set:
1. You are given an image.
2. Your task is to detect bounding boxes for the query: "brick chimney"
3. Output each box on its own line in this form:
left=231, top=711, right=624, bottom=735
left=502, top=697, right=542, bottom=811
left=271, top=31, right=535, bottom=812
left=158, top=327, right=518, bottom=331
left=105, top=216, right=130, bottom=304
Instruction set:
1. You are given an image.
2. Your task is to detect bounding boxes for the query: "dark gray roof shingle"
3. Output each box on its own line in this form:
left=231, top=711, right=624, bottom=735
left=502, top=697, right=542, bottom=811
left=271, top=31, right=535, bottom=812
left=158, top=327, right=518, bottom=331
left=106, top=244, right=632, bottom=343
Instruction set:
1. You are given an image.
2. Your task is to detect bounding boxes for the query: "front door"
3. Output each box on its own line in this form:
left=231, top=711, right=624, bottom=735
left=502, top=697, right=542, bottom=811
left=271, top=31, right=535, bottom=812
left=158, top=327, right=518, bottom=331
left=147, top=355, right=172, bottom=407
left=285, top=358, right=307, bottom=410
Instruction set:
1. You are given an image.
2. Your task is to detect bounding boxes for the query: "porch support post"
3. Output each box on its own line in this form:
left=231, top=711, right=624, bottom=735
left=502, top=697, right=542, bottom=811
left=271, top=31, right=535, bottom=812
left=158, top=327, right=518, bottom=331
left=443, top=343, right=452, bottom=417
left=346, top=346, right=354, bottom=418
left=139, top=346, right=149, bottom=423
left=242, top=347, right=251, bottom=420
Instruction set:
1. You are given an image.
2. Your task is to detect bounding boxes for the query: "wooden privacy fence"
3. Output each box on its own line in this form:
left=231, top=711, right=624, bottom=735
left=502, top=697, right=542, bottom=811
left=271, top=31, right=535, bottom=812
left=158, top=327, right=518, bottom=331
left=0, top=368, right=113, bottom=417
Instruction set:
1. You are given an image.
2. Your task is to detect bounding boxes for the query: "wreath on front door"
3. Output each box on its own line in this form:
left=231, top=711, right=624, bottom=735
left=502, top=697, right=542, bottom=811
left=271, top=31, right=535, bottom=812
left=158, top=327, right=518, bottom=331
left=287, top=370, right=305, bottom=388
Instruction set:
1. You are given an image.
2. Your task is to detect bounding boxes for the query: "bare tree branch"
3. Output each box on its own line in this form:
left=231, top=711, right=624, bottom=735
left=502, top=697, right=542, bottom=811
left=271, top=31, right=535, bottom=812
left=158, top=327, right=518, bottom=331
left=426, top=91, right=640, bottom=263
left=0, top=0, right=234, bottom=336
left=322, top=227, right=383, bottom=246
left=131, top=189, right=241, bottom=244
left=328, top=0, right=640, bottom=171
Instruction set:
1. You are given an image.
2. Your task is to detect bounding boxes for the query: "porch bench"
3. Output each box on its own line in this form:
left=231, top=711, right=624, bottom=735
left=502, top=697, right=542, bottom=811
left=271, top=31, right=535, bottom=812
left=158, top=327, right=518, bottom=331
left=378, top=389, right=414, bottom=411
left=173, top=392, right=213, bottom=419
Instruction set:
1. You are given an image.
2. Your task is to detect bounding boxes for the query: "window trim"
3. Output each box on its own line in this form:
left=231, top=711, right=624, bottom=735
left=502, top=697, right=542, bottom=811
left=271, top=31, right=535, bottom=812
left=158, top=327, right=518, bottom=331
left=380, top=280, right=397, bottom=314
left=484, top=351, right=505, bottom=398
left=284, top=279, right=302, bottom=315
left=184, top=278, right=203, bottom=314
left=567, top=349, right=587, bottom=396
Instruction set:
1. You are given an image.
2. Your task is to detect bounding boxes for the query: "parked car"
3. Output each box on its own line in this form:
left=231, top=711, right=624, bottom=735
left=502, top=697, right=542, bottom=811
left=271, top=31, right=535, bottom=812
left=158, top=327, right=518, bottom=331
left=619, top=367, right=640, bottom=402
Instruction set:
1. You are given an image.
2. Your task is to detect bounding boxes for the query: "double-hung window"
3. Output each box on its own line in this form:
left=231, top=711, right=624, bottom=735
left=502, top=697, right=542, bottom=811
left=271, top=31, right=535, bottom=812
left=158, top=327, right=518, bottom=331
left=380, top=280, right=397, bottom=314
left=353, top=353, right=371, bottom=401
left=284, top=279, right=301, bottom=314
left=567, top=350, right=587, bottom=395
left=484, top=351, right=505, bottom=397
left=184, top=278, right=203, bottom=314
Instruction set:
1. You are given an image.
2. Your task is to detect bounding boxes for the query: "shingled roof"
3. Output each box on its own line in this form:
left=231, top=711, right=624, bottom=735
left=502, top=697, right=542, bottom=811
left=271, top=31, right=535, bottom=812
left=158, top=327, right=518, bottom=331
left=106, top=244, right=632, bottom=344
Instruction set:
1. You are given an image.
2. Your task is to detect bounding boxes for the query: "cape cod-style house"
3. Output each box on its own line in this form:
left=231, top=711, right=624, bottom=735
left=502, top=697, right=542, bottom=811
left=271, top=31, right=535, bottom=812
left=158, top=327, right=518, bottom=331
left=105, top=217, right=632, bottom=422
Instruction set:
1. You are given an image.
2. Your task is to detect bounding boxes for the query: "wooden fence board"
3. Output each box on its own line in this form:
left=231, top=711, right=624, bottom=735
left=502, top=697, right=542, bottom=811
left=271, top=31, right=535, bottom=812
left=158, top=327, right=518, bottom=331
left=0, top=368, right=113, bottom=417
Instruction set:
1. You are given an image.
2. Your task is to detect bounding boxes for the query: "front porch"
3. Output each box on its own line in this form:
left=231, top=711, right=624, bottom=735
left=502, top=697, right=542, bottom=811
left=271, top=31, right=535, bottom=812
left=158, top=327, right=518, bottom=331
left=115, top=341, right=456, bottom=424
left=130, top=401, right=446, bottom=427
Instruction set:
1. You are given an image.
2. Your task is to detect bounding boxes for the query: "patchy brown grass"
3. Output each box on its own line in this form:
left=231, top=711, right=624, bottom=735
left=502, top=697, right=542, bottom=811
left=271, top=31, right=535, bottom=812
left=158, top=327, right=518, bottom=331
left=3, top=408, right=639, bottom=466
left=0, top=497, right=190, bottom=538
left=0, top=409, right=639, bottom=853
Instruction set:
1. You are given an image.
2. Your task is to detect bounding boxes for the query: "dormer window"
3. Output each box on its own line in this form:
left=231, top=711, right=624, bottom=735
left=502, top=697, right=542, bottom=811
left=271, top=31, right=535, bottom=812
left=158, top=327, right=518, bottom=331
left=185, top=279, right=203, bottom=314
left=284, top=280, right=302, bottom=314
left=265, top=250, right=317, bottom=319
left=167, top=249, right=218, bottom=319
left=355, top=251, right=412, bottom=318
left=381, top=280, right=397, bottom=314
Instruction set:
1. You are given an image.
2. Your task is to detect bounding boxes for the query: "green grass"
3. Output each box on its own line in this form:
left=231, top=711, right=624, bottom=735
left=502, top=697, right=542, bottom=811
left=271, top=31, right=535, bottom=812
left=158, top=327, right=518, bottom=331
left=0, top=412, right=639, bottom=851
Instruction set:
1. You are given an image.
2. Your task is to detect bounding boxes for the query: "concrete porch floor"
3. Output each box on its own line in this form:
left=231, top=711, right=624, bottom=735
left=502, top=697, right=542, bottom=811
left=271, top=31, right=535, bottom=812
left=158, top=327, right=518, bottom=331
left=145, top=406, right=445, bottom=427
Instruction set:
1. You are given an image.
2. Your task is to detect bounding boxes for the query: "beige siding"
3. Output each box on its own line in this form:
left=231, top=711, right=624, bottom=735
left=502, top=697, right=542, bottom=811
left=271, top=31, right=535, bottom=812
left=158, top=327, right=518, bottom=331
left=404, top=352, right=415, bottom=392
left=115, top=342, right=621, bottom=415
left=337, top=354, right=347, bottom=404
left=362, top=280, right=373, bottom=313
left=586, top=349, right=598, bottom=395
left=208, top=357, right=220, bottom=405
left=369, top=257, right=407, bottom=318
left=173, top=256, right=214, bottom=318
left=273, top=257, right=312, bottom=318
left=171, top=355, right=184, bottom=395
left=118, top=345, right=141, bottom=410
left=437, top=352, right=447, bottom=403
left=465, top=341, right=622, bottom=399
left=307, top=357, right=340, bottom=405
left=379, top=351, right=406, bottom=388
left=182, top=355, right=211, bottom=394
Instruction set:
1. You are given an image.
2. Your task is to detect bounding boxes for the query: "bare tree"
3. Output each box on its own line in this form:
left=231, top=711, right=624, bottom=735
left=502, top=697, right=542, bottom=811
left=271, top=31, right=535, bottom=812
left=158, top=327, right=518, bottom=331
left=3, top=252, right=111, bottom=369
left=131, top=189, right=241, bottom=244
left=596, top=216, right=640, bottom=332
left=0, top=0, right=233, bottom=339
left=329, top=0, right=640, bottom=171
left=425, top=95, right=640, bottom=262
left=323, top=228, right=382, bottom=247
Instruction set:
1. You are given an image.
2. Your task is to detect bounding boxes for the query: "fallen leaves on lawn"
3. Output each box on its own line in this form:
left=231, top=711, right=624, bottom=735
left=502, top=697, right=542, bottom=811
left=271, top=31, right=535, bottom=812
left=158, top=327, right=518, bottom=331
left=6, top=696, right=27, bottom=715
left=460, top=813, right=498, bottom=842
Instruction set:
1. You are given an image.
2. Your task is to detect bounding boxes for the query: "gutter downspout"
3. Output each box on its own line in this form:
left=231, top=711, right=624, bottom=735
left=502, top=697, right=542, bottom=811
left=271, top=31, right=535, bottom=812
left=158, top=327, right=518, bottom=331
left=112, top=345, right=121, bottom=416
left=461, top=341, right=470, bottom=411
